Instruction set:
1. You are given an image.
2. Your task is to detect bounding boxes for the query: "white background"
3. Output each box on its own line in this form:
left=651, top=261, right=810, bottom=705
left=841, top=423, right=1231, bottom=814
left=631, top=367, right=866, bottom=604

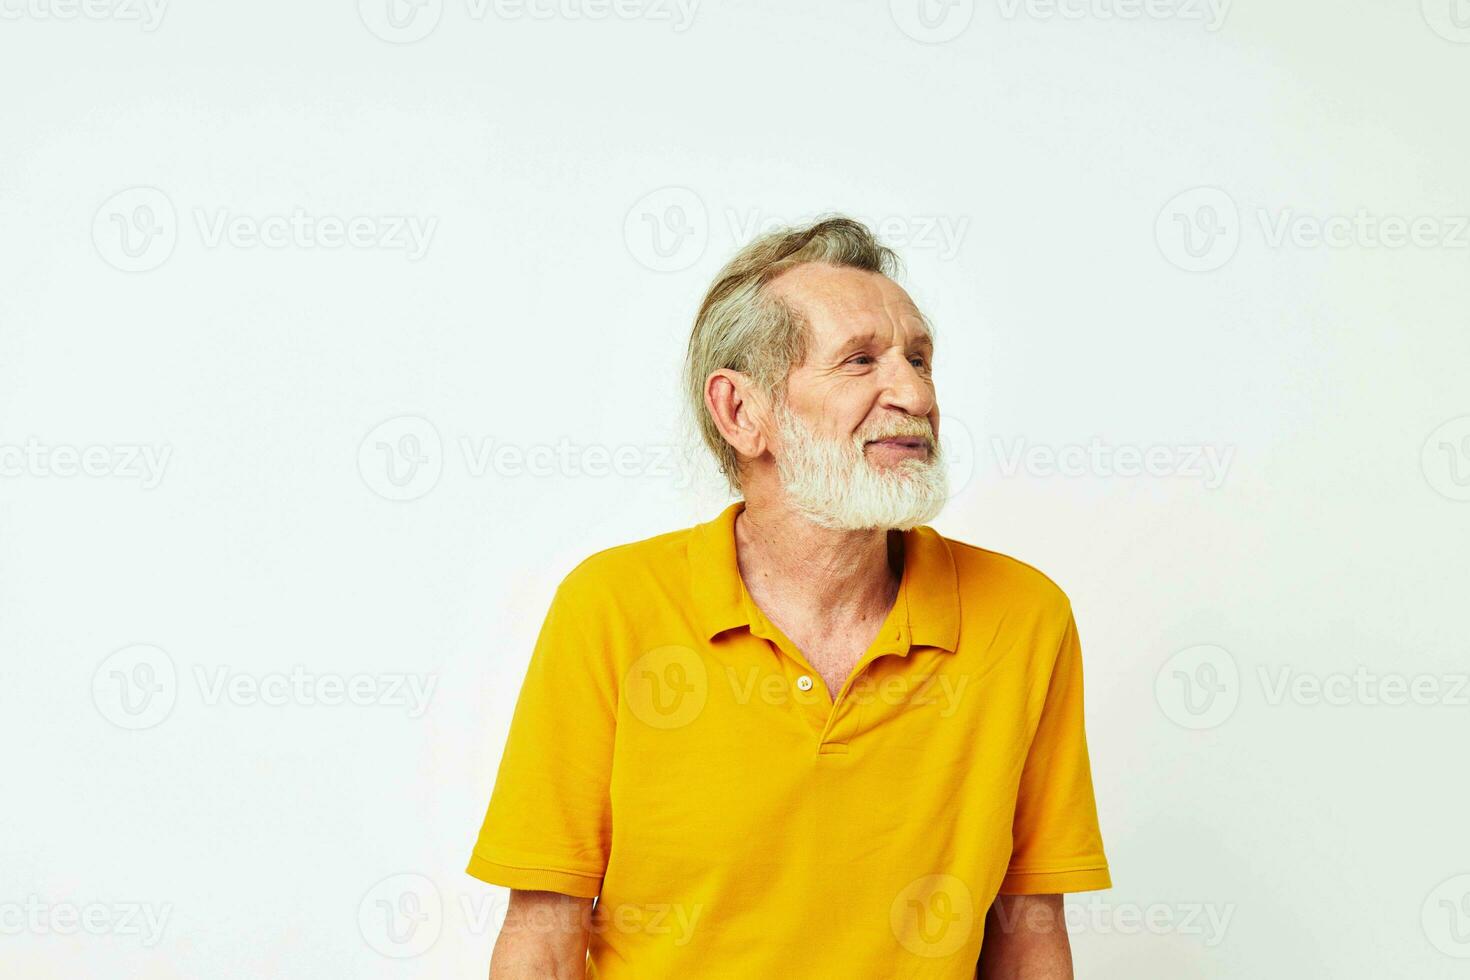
left=3, top=0, right=1469, bottom=977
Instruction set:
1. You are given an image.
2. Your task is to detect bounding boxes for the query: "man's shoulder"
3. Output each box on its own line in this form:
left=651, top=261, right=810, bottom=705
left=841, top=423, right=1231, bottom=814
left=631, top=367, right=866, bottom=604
left=553, top=518, right=700, bottom=606
left=933, top=528, right=1073, bottom=620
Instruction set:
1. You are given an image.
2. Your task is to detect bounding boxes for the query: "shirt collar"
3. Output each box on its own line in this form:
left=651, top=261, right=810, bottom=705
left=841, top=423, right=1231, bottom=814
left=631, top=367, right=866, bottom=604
left=688, top=500, right=960, bottom=654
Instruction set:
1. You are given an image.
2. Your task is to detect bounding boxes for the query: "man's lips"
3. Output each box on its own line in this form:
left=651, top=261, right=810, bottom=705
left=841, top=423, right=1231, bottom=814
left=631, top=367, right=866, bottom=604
left=866, top=437, right=929, bottom=450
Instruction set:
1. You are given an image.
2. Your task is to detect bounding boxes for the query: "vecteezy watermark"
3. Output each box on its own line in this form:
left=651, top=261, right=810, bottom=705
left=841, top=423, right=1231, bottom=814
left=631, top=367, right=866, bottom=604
left=92, top=645, right=438, bottom=729
left=889, top=0, right=976, bottom=44
left=1257, top=666, right=1470, bottom=709
left=193, top=666, right=437, bottom=718
left=1423, top=874, right=1470, bottom=958
left=1155, top=187, right=1240, bottom=272
left=467, top=0, right=698, bottom=30
left=92, top=644, right=179, bottom=730
left=1155, top=644, right=1240, bottom=729
left=361, top=871, right=704, bottom=958
left=360, top=874, right=443, bottom=958
left=358, top=0, right=444, bottom=43
left=358, top=416, right=444, bottom=502
left=1421, top=0, right=1470, bottom=44
left=357, top=415, right=711, bottom=502
left=1256, top=210, right=1470, bottom=252
left=358, top=0, right=698, bottom=43
left=193, top=209, right=436, bottom=260
left=1156, top=644, right=1470, bottom=730
left=990, top=897, right=1235, bottom=947
left=625, top=190, right=975, bottom=271
left=624, top=187, right=708, bottom=273
left=0, top=438, right=171, bottom=488
left=458, top=437, right=697, bottom=486
left=92, top=186, right=437, bottom=272
left=1422, top=415, right=1470, bottom=502
left=359, top=413, right=971, bottom=502
left=0, top=897, right=172, bottom=946
left=989, top=437, right=1234, bottom=489
left=1065, top=899, right=1233, bottom=947
left=624, top=646, right=709, bottom=730
left=624, top=647, right=977, bottom=730
left=890, top=873, right=976, bottom=958
left=939, top=415, right=977, bottom=500
left=625, top=190, right=974, bottom=270
left=726, top=209, right=971, bottom=262
left=1157, top=186, right=1470, bottom=272
left=723, top=666, right=973, bottom=717
left=995, top=0, right=1229, bottom=30
left=0, top=0, right=168, bottom=29
left=92, top=187, right=177, bottom=273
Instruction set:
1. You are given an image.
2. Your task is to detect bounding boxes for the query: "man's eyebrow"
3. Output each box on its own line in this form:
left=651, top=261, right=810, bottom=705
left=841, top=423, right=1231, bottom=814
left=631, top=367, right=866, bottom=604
left=830, top=329, right=935, bottom=355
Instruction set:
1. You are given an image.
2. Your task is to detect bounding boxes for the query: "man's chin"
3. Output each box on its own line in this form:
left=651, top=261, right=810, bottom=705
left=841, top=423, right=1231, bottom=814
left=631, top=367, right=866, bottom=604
left=865, top=457, right=938, bottom=482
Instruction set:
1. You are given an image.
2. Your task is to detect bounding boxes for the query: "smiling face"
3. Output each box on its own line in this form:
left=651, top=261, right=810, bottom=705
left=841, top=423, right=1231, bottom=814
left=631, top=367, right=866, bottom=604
left=762, top=262, right=949, bottom=529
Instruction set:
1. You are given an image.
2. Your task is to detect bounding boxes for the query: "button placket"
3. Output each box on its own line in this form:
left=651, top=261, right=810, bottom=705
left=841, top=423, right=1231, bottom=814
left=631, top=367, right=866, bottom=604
left=742, top=588, right=914, bottom=749
left=821, top=625, right=911, bottom=748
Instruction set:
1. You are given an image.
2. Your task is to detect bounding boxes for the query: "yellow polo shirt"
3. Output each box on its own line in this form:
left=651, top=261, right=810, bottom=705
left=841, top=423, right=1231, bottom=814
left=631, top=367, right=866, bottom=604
left=467, top=500, right=1110, bottom=977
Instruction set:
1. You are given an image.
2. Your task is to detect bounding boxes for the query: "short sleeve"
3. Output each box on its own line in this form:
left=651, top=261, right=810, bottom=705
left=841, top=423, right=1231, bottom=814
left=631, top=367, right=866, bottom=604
left=999, top=609, right=1112, bottom=894
left=465, top=574, right=616, bottom=898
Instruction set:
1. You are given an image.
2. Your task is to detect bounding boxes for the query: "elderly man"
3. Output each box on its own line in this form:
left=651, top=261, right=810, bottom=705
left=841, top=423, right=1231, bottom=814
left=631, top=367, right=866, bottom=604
left=467, top=217, right=1111, bottom=978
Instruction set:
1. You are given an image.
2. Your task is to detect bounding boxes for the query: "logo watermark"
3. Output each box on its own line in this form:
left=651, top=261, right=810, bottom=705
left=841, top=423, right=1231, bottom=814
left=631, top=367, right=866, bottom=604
left=359, top=0, right=697, bottom=43
left=360, top=871, right=704, bottom=956
left=1422, top=0, right=1470, bottom=44
left=0, top=0, right=167, bottom=29
left=624, top=187, right=708, bottom=273
left=623, top=191, right=973, bottom=271
left=623, top=646, right=979, bottom=730
left=92, top=645, right=437, bottom=730
left=1157, top=644, right=1470, bottom=729
left=1258, top=666, right=1469, bottom=709
left=991, top=897, right=1234, bottom=947
left=724, top=666, right=972, bottom=717
left=93, top=187, right=177, bottom=273
left=92, top=644, right=178, bottom=730
left=1423, top=874, right=1470, bottom=958
left=358, top=416, right=444, bottom=502
left=726, top=209, right=971, bottom=262
left=194, top=665, right=437, bottom=718
left=356, top=414, right=971, bottom=503
left=994, top=0, right=1229, bottom=30
left=193, top=209, right=436, bottom=260
left=0, top=438, right=171, bottom=488
left=1156, top=644, right=1240, bottom=729
left=1158, top=187, right=1470, bottom=272
left=93, top=186, right=437, bottom=272
left=1422, top=415, right=1470, bottom=502
left=0, top=897, right=172, bottom=946
left=890, top=0, right=976, bottom=44
left=359, top=874, right=442, bottom=958
left=891, top=873, right=975, bottom=957
left=357, top=415, right=711, bottom=502
left=1156, top=187, right=1240, bottom=273
left=990, top=436, right=1233, bottom=489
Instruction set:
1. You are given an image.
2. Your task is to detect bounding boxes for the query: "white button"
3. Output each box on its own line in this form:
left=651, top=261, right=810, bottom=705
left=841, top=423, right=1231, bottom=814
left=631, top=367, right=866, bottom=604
left=796, top=675, right=814, bottom=692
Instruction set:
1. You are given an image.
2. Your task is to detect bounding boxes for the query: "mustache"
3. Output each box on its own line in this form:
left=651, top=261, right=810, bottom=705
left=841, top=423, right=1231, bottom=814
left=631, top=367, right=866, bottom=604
left=859, top=420, right=936, bottom=444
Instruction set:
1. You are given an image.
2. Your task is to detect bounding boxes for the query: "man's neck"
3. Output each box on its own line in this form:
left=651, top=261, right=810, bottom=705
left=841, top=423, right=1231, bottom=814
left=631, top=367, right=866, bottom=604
left=732, top=498, right=902, bottom=633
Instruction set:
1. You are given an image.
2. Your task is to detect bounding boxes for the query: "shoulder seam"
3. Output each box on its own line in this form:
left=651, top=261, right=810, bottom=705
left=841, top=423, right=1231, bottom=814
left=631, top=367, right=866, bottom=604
left=561, top=522, right=699, bottom=583
left=935, top=533, right=1072, bottom=611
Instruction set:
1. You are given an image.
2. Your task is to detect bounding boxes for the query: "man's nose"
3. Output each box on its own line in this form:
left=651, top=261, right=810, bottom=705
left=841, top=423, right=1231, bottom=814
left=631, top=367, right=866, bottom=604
left=877, top=358, right=935, bottom=418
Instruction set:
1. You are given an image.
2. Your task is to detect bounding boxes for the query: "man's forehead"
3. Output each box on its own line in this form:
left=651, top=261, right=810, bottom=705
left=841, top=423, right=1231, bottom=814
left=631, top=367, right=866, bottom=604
left=767, top=262, right=929, bottom=344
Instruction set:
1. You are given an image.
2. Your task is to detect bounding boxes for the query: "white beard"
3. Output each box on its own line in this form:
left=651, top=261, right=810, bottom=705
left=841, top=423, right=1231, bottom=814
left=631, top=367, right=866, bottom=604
left=773, top=403, right=950, bottom=531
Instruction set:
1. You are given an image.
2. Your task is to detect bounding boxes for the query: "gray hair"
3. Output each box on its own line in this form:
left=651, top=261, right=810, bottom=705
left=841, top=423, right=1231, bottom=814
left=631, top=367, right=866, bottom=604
left=682, top=215, right=907, bottom=496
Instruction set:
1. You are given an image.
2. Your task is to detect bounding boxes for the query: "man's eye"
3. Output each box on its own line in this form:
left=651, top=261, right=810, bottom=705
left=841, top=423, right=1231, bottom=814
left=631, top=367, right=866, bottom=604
left=847, top=355, right=873, bottom=365
left=910, top=356, right=929, bottom=369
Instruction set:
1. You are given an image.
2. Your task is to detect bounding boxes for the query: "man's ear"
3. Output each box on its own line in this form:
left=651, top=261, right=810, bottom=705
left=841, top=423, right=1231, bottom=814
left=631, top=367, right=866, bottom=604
left=705, top=369, right=771, bottom=464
